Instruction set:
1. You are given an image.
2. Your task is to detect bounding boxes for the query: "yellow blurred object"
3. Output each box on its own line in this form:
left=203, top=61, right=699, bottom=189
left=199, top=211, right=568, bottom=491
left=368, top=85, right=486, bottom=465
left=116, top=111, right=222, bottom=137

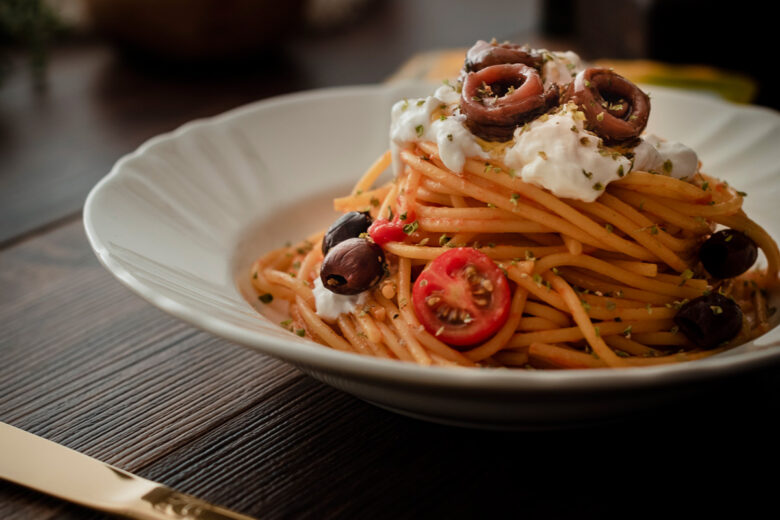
left=594, top=59, right=757, bottom=105
left=387, top=48, right=467, bottom=83
left=389, top=49, right=758, bottom=105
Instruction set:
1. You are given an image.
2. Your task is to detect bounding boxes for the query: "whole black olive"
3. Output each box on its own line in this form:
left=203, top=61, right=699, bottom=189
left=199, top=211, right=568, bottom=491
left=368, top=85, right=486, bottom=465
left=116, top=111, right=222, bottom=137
left=320, top=238, right=385, bottom=295
left=674, top=293, right=743, bottom=349
left=699, top=229, right=758, bottom=279
left=322, top=211, right=373, bottom=255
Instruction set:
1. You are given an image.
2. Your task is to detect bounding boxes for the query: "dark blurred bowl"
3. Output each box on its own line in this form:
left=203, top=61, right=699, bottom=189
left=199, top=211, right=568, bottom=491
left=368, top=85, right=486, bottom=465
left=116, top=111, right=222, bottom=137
left=85, top=0, right=305, bottom=61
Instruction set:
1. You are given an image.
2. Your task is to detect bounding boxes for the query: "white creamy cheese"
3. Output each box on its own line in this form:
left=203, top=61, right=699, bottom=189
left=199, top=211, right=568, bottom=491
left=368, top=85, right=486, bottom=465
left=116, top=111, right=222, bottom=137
left=632, top=134, right=699, bottom=179
left=390, top=85, right=487, bottom=174
left=504, top=106, right=630, bottom=202
left=387, top=54, right=693, bottom=202
left=540, top=50, right=584, bottom=89
left=312, top=277, right=367, bottom=322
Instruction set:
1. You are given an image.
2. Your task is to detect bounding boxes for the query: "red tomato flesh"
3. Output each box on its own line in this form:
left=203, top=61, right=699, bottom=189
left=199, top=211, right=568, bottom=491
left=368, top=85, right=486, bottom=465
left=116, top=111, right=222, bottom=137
left=368, top=218, right=406, bottom=245
left=412, top=248, right=511, bottom=347
left=368, top=210, right=417, bottom=246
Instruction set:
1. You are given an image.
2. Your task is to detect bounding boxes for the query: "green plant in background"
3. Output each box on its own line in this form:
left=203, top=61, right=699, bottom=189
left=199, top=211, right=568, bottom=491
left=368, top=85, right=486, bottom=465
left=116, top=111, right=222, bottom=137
left=0, top=0, right=64, bottom=87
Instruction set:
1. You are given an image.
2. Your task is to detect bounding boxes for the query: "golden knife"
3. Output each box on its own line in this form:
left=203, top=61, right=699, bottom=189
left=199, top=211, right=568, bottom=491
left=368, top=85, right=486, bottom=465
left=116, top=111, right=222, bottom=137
left=0, top=422, right=257, bottom=520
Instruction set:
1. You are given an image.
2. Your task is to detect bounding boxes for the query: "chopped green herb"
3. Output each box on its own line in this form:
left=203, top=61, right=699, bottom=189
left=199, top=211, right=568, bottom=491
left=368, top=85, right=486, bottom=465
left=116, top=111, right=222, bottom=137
left=416, top=99, right=425, bottom=106
left=594, top=326, right=600, bottom=337
left=679, top=269, right=693, bottom=286
left=737, top=190, right=747, bottom=197
left=581, top=169, right=593, bottom=179
left=532, top=273, right=544, bottom=286
left=403, top=221, right=419, bottom=235
left=399, top=212, right=407, bottom=221
left=296, top=241, right=313, bottom=255
left=447, top=133, right=453, bottom=142
left=724, top=233, right=733, bottom=242
left=617, top=164, right=625, bottom=177
left=596, top=112, right=604, bottom=122
left=593, top=182, right=604, bottom=191
left=623, top=325, right=633, bottom=337
left=663, top=159, right=673, bottom=174
left=295, top=329, right=306, bottom=337
left=510, top=193, right=520, bottom=206
left=415, top=124, right=424, bottom=137
left=258, top=293, right=273, bottom=304
left=701, top=181, right=709, bottom=191
left=710, top=305, right=723, bottom=315
left=605, top=223, right=613, bottom=233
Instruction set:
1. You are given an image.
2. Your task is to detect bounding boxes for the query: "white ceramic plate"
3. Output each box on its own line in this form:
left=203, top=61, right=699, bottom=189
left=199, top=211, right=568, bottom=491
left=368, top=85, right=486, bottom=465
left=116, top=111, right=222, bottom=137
left=84, top=81, right=780, bottom=429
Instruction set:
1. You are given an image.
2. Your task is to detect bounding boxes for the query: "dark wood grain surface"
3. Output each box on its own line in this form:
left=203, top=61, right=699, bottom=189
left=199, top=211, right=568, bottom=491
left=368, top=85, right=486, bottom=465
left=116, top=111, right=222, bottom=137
left=2, top=2, right=779, bottom=518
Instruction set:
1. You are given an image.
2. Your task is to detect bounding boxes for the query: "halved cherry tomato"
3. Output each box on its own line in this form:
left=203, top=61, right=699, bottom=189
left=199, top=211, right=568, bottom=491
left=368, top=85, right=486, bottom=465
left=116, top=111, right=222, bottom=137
left=412, top=248, right=510, bottom=347
left=368, top=209, right=417, bottom=246
left=368, top=218, right=406, bottom=245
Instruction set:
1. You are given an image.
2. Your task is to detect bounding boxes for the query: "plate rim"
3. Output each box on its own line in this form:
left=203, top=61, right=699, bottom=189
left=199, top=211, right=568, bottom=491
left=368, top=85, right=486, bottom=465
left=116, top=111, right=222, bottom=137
left=83, top=81, right=780, bottom=395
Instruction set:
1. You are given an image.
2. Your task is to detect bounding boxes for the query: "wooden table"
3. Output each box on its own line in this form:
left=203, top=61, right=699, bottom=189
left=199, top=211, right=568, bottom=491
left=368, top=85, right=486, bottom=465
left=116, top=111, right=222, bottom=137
left=2, top=4, right=779, bottom=518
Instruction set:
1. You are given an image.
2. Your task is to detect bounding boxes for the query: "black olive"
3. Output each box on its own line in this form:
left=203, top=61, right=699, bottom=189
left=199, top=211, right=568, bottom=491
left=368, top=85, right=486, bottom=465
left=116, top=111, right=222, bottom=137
left=320, top=238, right=385, bottom=295
left=674, top=293, right=743, bottom=349
left=322, top=211, right=373, bottom=255
left=699, top=229, right=758, bottom=279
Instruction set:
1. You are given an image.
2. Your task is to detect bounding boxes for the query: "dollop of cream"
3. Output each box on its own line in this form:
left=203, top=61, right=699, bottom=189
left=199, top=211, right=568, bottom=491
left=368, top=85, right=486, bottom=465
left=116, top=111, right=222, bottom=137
left=312, top=277, right=367, bottom=322
left=632, top=134, right=699, bottom=179
left=540, top=50, right=584, bottom=88
left=390, top=84, right=487, bottom=174
left=504, top=105, right=630, bottom=202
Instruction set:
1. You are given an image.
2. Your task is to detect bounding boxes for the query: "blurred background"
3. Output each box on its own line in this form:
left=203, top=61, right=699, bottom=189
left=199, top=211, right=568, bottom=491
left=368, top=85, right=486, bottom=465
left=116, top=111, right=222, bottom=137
left=0, top=0, right=774, bottom=245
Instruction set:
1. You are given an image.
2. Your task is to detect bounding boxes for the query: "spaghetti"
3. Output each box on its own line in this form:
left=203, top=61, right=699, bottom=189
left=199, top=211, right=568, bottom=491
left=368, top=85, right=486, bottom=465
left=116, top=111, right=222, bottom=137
left=250, top=42, right=779, bottom=370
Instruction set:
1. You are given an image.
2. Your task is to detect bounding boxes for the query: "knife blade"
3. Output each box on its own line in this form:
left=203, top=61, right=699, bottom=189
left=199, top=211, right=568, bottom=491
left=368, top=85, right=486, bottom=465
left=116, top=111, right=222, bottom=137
left=0, top=422, right=257, bottom=520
